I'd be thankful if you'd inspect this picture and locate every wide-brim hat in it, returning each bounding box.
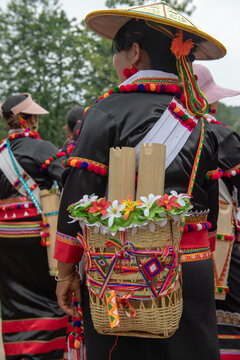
[85,2,226,61]
[193,64,240,104]
[11,93,49,115]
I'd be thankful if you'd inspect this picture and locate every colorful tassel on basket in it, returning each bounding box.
[67,296,86,360]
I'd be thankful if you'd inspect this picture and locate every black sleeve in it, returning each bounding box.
[32,140,65,187]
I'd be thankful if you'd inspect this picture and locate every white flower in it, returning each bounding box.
[68,215,79,223]
[101,200,125,228]
[137,194,161,217]
[75,194,98,208]
[170,191,192,207]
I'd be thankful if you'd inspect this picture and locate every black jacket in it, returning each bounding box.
[58,91,219,238]
[0,136,64,199]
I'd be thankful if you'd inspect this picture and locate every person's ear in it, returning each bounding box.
[129,42,141,66]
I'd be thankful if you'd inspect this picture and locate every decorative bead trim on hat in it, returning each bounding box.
[205,168,223,180]
[40,151,66,172]
[181,247,211,263]
[183,221,211,233]
[222,163,240,178]
[216,234,234,241]
[63,157,108,176]
[56,231,80,247]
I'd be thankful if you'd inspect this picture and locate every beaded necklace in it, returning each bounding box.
[83,79,183,115]
[83,81,199,134]
[0,130,40,153]
[97,82,182,103]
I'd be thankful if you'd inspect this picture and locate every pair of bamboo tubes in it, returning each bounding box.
[107,143,166,202]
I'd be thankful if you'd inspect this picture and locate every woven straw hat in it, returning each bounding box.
[85,2,226,61]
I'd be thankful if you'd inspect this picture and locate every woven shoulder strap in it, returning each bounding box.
[180,118,205,233]
[0,139,42,213]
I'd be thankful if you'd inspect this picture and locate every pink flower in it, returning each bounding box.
[88,197,111,216]
[157,194,181,212]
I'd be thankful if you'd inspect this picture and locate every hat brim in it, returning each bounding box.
[21,101,49,115]
[203,83,240,104]
[85,7,226,60]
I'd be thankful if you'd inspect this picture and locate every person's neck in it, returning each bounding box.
[8,128,25,135]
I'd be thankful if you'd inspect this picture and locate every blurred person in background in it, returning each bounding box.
[194,63,240,360]
[61,106,84,158]
[0,93,67,360]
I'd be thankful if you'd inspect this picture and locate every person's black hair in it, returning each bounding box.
[66,107,84,132]
[1,94,28,120]
[112,19,199,74]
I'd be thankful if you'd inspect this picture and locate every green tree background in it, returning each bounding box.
[0,0,239,146]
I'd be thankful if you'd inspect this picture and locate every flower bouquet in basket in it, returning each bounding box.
[68,145,192,338]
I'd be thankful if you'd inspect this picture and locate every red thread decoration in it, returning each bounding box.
[108,336,119,360]
[170,30,194,59]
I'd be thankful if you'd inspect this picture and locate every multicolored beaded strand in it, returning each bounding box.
[40,151,66,172]
[63,157,108,176]
[68,296,85,360]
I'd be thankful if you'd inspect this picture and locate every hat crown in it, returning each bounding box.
[85,2,226,60]
[193,64,215,92]
[122,2,194,29]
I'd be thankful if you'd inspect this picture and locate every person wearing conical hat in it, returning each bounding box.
[54,3,227,359]
[193,63,240,360]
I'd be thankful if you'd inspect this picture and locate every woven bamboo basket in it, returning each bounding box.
[85,222,183,338]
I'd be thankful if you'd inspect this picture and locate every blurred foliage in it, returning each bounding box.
[0,0,196,146]
[216,103,240,134]
[0,0,84,146]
